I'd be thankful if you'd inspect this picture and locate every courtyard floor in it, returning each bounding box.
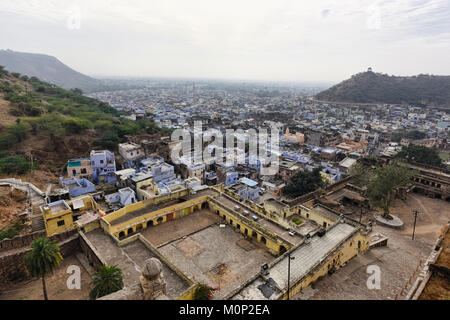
[0,255,92,300]
[294,193,450,300]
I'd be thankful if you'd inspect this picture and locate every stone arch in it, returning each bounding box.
[279,245,287,254]
[119,231,125,239]
[252,231,257,238]
[157,217,163,223]
[261,236,267,245]
[127,227,133,235]
[147,220,154,228]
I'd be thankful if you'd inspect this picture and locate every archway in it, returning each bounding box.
[261,237,267,245]
[147,220,154,228]
[252,231,257,238]
[119,231,125,239]
[157,217,163,223]
[279,245,287,254]
[127,228,133,235]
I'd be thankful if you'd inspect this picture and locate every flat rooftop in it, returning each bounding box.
[84,229,190,299]
[156,219,275,299]
[232,222,357,300]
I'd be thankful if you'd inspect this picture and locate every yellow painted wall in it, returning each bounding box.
[208,199,290,256]
[280,231,370,299]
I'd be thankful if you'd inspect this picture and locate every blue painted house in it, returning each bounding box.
[90,150,117,184]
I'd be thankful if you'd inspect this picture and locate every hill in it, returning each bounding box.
[0,49,104,93]
[315,70,450,106]
[0,66,165,176]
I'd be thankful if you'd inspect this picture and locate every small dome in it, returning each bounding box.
[142,258,162,277]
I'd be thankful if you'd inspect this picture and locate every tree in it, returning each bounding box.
[396,144,443,167]
[367,162,416,218]
[5,123,30,142]
[193,283,218,300]
[283,167,324,197]
[89,265,124,300]
[25,237,63,300]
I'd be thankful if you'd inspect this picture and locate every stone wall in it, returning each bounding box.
[0,228,78,252]
[0,233,80,286]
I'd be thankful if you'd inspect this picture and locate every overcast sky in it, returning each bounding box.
[0,0,449,82]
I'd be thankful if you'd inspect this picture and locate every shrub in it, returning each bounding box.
[193,283,217,300]
[0,155,34,174]
[0,221,23,241]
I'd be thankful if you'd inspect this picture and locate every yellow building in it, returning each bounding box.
[41,195,100,236]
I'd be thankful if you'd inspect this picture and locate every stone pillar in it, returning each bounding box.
[139,258,168,300]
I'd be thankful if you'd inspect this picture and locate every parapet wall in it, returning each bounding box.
[0,233,80,286]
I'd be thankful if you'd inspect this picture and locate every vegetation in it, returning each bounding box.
[193,283,217,300]
[292,216,302,225]
[0,221,23,241]
[0,153,34,175]
[25,237,63,300]
[284,167,324,198]
[366,162,416,218]
[391,130,427,142]
[89,265,124,300]
[396,144,443,167]
[316,71,450,106]
[0,69,162,154]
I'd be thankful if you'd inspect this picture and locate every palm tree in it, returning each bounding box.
[24,237,63,300]
[89,265,123,300]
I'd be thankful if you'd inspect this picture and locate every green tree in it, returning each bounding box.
[89,265,124,300]
[367,162,416,218]
[284,167,324,197]
[6,123,30,142]
[396,144,443,167]
[24,237,63,300]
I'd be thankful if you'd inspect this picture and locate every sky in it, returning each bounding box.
[0,0,449,83]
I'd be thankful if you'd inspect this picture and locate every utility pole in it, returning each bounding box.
[412,210,419,240]
[287,253,295,300]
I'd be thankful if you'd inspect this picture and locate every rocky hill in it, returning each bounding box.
[315,70,450,106]
[0,67,163,176]
[0,49,104,93]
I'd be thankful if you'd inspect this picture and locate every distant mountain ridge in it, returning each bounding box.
[315,70,450,106]
[0,49,103,93]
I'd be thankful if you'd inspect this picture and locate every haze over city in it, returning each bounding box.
[1,0,449,82]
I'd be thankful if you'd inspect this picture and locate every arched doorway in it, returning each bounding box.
[127,228,133,235]
[147,220,154,228]
[119,231,125,239]
[261,237,267,245]
[279,245,287,254]
[157,217,163,223]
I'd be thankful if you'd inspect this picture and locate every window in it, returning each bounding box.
[72,170,76,175]
[57,220,65,227]
[81,168,87,174]
[100,160,104,164]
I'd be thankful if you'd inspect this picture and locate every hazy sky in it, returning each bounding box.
[1,0,449,82]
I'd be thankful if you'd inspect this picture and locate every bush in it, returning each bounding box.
[0,221,23,241]
[292,216,302,225]
[193,283,217,300]
[5,123,30,142]
[0,155,34,174]
[0,134,18,149]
